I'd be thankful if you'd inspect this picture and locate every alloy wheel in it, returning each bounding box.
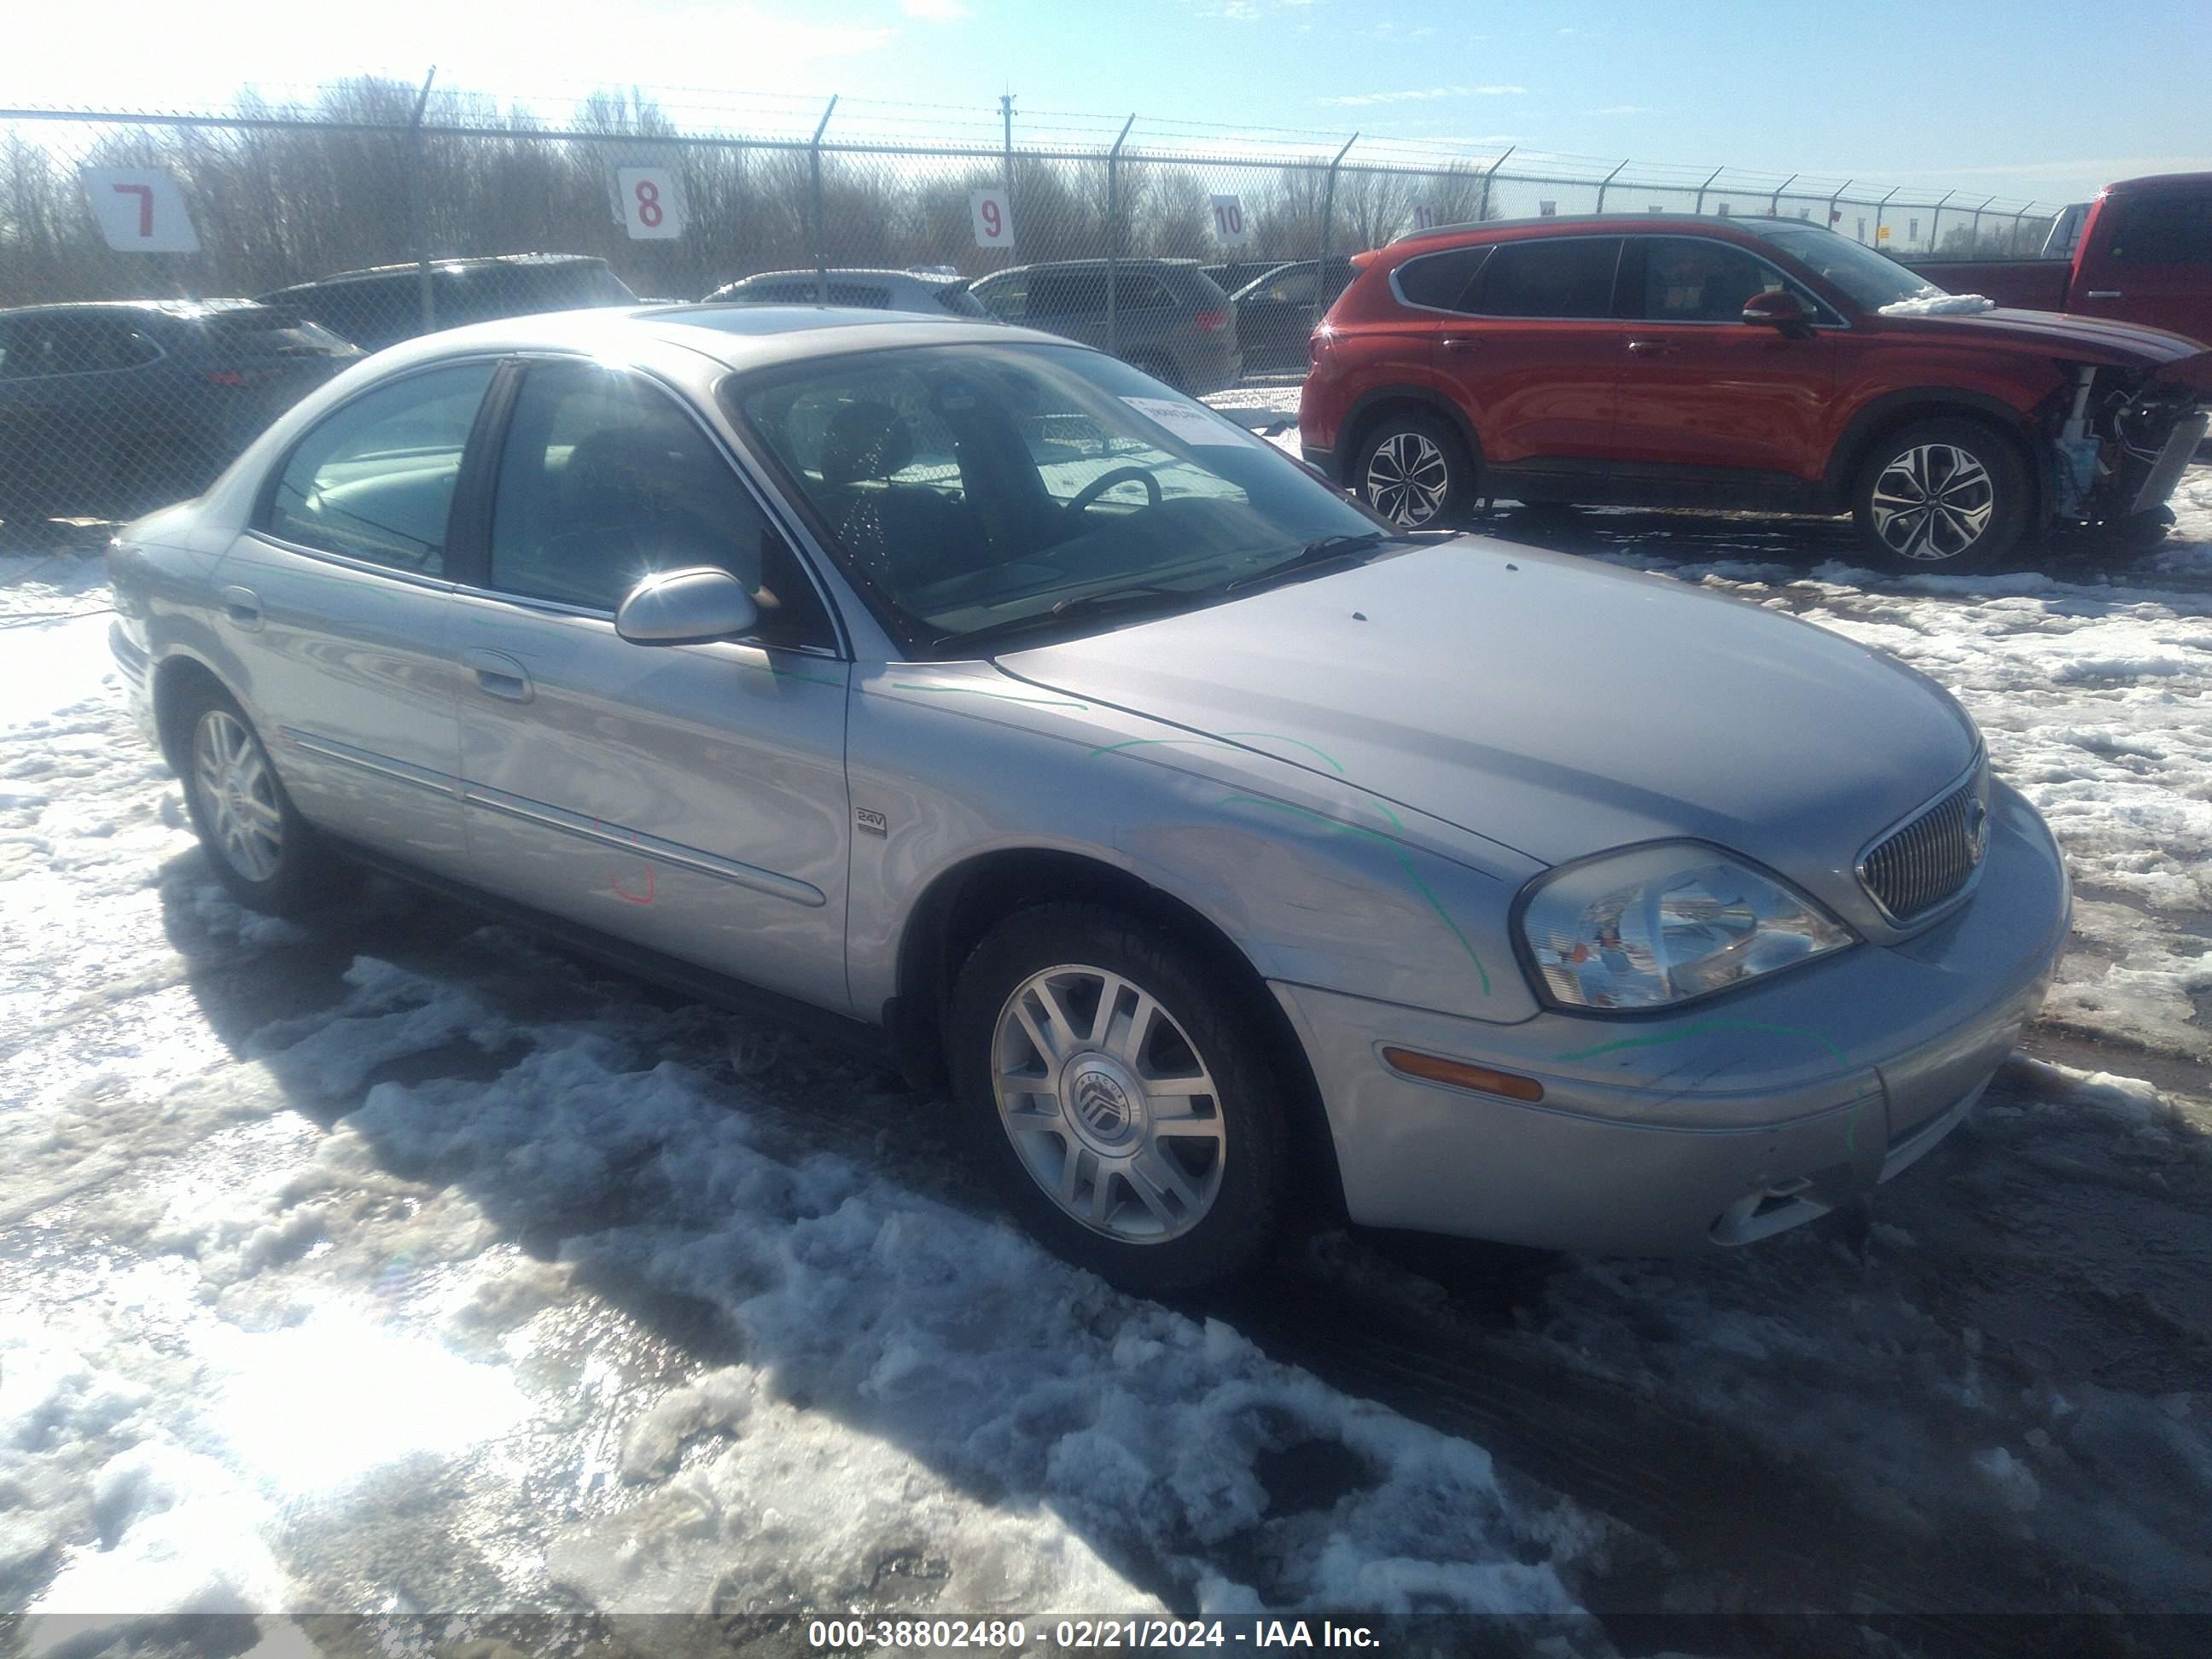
[1869,444,1995,562]
[1364,430,1450,527]
[193,708,283,883]
[991,963,1226,1244]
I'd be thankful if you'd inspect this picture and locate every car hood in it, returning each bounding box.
[998,538,1979,915]
[1877,307,2212,378]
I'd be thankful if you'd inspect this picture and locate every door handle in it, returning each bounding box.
[1440,336,1483,353]
[1626,340,1680,356]
[461,647,533,703]
[218,585,264,632]
[2083,290,2122,300]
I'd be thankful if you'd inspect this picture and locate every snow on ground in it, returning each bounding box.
[7,463,2212,1635]
[0,549,1609,1639]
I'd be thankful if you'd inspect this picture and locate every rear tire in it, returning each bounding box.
[1853,416,2029,574]
[178,683,335,917]
[1353,410,1475,529]
[948,901,1288,1293]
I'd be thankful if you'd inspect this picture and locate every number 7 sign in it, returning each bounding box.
[81,168,200,253]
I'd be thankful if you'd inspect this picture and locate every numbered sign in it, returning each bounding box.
[1538,200,1557,217]
[1210,195,1249,246]
[81,168,199,253]
[616,167,684,240]
[1410,203,1439,232]
[969,189,1014,247]
[1876,223,1892,244]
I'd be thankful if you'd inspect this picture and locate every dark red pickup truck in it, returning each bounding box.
[1904,172,2212,345]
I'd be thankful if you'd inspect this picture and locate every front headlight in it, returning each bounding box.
[1521,844,1853,1011]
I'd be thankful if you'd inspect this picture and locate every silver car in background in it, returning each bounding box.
[108,305,2070,1290]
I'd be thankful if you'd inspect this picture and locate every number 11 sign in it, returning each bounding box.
[81,168,200,253]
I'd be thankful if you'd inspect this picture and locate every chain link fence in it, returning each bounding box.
[1,80,2061,536]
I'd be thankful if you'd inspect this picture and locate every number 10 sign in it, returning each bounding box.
[1210,195,1248,247]
[81,168,200,253]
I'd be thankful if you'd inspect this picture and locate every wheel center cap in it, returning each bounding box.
[1064,1056,1143,1150]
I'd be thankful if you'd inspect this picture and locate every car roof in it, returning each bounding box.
[347,303,1074,375]
[0,298,274,321]
[724,268,965,288]
[976,258,1202,278]
[1385,211,1818,248]
[2101,171,2212,195]
[261,252,609,291]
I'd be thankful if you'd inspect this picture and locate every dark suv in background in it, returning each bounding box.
[0,299,359,534]
[258,253,637,352]
[969,259,1241,393]
[1302,214,2210,570]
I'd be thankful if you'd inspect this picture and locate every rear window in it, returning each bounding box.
[1470,237,1623,318]
[1394,247,1490,311]
[2108,193,2212,265]
[935,284,989,318]
[203,309,355,356]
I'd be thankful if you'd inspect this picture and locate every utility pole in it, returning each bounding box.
[999,91,1016,259]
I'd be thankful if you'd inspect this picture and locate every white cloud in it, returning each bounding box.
[1320,84,1528,107]
[1590,104,1663,116]
[902,0,970,17]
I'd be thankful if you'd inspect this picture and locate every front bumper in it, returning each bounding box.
[1273,782,2070,1254]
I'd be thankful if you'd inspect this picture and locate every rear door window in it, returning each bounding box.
[261,362,495,573]
[2109,193,2212,265]
[1028,270,1109,317]
[1469,237,1625,318]
[1633,237,1825,322]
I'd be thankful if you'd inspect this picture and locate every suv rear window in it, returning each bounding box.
[1470,237,1623,318]
[2109,193,2212,265]
[1394,247,1490,311]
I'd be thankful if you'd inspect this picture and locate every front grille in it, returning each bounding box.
[1860,769,1987,923]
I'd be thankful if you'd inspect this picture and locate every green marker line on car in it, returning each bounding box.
[1086,731,1349,776]
[1220,793,1492,997]
[1557,1017,1850,1068]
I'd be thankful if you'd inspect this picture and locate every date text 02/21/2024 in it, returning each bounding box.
[804,1618,1381,1650]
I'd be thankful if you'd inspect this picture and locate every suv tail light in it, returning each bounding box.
[1194,308,1230,334]
[204,370,249,387]
[1308,331,1326,366]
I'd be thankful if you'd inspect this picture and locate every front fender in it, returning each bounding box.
[844,662,1543,1027]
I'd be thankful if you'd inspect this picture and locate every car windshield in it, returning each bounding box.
[1739,222,1941,309]
[732,343,1385,651]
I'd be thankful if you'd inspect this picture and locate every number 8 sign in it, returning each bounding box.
[616,167,684,240]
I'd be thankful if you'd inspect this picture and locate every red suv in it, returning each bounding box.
[1301,215,2211,571]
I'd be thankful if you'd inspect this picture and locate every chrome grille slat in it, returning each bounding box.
[1860,771,1982,923]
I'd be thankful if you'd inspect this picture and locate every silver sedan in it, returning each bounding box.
[108,305,2070,1290]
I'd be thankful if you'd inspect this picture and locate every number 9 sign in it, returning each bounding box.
[969,189,1014,248]
[616,167,684,241]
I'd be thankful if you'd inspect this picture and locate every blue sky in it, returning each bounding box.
[15,0,2212,206]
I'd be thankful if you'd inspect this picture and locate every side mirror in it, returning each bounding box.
[615,567,759,646]
[1742,290,1811,331]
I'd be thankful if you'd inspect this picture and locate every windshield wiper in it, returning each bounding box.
[931,581,1208,653]
[1223,531,1410,593]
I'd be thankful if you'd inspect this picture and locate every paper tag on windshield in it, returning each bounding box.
[1120,396,1244,446]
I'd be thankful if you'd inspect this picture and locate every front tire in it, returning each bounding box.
[179,684,334,917]
[948,902,1288,1293]
[1854,417,2029,574]
[1353,411,1473,529]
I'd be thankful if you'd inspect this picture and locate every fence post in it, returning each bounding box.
[1825,179,1852,232]
[1768,173,1796,218]
[1105,113,1134,359]
[999,92,1016,259]
[1593,159,1626,213]
[809,95,838,302]
[1693,165,1724,217]
[2013,203,2039,255]
[1317,133,1356,339]
[407,66,438,335]
[1478,145,1515,222]
[1967,195,1995,252]
[1925,188,1954,253]
[1873,186,1898,247]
